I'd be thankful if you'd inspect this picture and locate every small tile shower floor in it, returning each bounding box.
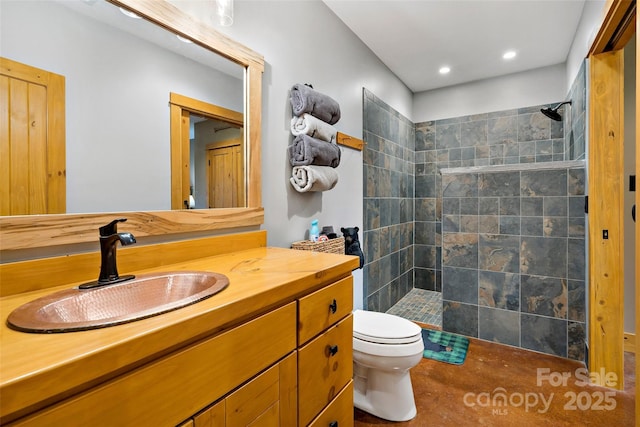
[386,288,442,327]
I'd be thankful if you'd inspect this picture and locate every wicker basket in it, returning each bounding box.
[291,237,345,255]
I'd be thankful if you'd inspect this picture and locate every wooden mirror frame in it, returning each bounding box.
[0,0,264,252]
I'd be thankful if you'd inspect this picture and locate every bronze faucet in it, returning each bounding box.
[79,218,136,289]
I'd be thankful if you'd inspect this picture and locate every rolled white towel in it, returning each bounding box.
[290,165,339,192]
[290,113,337,144]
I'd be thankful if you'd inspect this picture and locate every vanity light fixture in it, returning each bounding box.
[216,0,234,26]
[439,66,451,75]
[503,50,517,60]
[119,7,141,19]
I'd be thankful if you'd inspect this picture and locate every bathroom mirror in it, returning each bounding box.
[0,0,264,251]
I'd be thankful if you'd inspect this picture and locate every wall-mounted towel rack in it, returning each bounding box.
[337,132,364,151]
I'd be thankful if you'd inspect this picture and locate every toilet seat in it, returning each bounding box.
[353,310,422,344]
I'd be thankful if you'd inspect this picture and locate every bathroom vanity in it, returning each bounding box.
[0,231,358,426]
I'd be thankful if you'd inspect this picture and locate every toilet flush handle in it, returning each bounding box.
[329,299,337,314]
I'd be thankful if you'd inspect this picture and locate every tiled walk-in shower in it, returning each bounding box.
[362,60,587,361]
[386,289,442,327]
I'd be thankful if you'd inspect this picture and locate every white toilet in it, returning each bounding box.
[352,309,424,421]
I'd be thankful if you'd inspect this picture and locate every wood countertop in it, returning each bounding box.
[0,246,359,423]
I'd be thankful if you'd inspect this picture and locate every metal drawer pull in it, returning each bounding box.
[329,422,339,427]
[329,299,337,314]
[328,345,339,356]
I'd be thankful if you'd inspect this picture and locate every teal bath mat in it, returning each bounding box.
[421,329,469,365]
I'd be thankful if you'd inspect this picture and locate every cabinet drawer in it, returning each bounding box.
[298,315,353,426]
[308,381,354,427]
[12,303,297,427]
[298,276,353,344]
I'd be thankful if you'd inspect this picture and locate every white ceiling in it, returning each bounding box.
[323,0,587,93]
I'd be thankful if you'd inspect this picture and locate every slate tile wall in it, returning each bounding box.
[566,61,587,160]
[414,102,570,296]
[441,165,586,360]
[410,92,587,360]
[362,88,415,311]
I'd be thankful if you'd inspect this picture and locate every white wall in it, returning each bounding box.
[412,0,607,123]
[194,0,413,249]
[412,64,566,122]
[566,0,606,90]
[171,1,413,310]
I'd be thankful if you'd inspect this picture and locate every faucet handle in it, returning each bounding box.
[99,218,128,236]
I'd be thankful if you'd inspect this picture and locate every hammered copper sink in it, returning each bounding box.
[6,271,229,333]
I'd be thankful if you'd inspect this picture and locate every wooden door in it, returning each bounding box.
[207,138,243,208]
[0,57,65,215]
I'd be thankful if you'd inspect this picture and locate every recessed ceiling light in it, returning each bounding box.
[503,50,517,60]
[439,66,451,75]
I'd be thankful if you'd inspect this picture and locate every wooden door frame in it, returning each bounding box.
[169,92,243,210]
[588,49,625,389]
[587,0,637,395]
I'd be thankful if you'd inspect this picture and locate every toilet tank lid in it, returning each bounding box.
[353,310,422,342]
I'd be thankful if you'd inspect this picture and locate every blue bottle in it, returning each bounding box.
[310,219,320,242]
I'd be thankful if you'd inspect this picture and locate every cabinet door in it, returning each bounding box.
[193,401,224,427]
[226,362,279,425]
[188,351,297,427]
[229,351,296,426]
[298,315,353,426]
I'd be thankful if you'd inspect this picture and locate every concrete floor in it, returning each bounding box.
[354,330,635,426]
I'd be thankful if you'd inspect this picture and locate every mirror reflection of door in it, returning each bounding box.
[0,57,65,215]
[169,92,244,210]
[207,135,244,208]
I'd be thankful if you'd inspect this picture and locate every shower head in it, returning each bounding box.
[540,101,572,121]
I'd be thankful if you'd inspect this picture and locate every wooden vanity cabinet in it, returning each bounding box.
[6,272,355,427]
[182,275,355,427]
[297,276,354,427]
